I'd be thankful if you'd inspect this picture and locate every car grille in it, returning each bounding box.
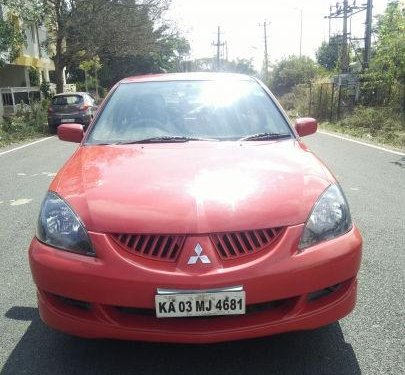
[111,227,283,262]
[111,234,186,261]
[209,228,283,259]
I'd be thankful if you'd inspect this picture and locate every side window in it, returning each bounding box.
[87,95,96,106]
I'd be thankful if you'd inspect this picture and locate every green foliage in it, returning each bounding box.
[316,36,340,71]
[3,0,174,92]
[95,30,190,88]
[98,55,163,88]
[221,58,257,75]
[371,1,405,84]
[0,0,44,23]
[79,56,102,73]
[0,100,48,145]
[0,0,44,67]
[0,15,25,66]
[278,84,311,118]
[188,57,257,75]
[151,28,191,72]
[323,106,405,148]
[269,56,321,96]
[363,1,405,112]
[40,81,52,99]
[29,67,40,86]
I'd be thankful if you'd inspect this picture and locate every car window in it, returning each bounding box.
[86,94,96,105]
[86,80,291,143]
[52,95,83,105]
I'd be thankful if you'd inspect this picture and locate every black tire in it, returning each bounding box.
[48,123,57,134]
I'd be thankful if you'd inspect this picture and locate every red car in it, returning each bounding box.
[29,73,362,343]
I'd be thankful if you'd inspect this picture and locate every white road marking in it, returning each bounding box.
[350,187,360,191]
[10,198,33,206]
[318,131,405,156]
[0,136,55,157]
[17,171,56,177]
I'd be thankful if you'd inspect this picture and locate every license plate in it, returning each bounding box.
[155,291,245,318]
[61,118,75,123]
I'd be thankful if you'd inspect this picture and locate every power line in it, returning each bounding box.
[325,0,372,72]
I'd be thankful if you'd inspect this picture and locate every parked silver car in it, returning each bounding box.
[47,92,98,133]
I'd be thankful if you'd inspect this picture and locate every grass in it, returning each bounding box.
[320,106,405,150]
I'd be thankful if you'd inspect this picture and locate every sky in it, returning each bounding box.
[166,0,390,69]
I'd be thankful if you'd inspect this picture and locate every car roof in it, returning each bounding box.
[119,72,256,84]
[53,92,89,97]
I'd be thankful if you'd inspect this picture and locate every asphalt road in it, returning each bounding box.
[0,133,404,375]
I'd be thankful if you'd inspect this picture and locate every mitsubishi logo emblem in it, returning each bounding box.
[187,243,211,264]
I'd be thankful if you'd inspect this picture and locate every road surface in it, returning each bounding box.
[0,133,404,375]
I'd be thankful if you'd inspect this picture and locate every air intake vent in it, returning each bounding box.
[210,228,283,259]
[111,234,186,262]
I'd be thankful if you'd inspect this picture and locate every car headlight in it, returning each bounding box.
[299,184,352,250]
[36,192,95,256]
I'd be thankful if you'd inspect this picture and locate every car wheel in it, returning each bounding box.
[48,123,57,134]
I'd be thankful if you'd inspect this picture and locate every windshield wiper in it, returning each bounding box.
[238,132,291,141]
[113,136,218,144]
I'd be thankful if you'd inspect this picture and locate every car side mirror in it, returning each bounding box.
[295,118,318,137]
[58,123,84,143]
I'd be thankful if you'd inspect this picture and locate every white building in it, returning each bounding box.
[0,4,55,117]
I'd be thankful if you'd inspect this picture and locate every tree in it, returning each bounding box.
[93,29,189,89]
[0,0,43,67]
[149,26,190,72]
[2,0,171,92]
[222,58,257,75]
[269,56,320,96]
[316,36,341,71]
[0,16,25,67]
[189,57,257,75]
[192,57,215,72]
[371,1,404,85]
[362,1,405,111]
[79,56,102,97]
[51,0,169,93]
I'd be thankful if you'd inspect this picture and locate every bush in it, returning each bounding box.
[0,100,48,145]
[40,81,52,99]
[323,106,405,148]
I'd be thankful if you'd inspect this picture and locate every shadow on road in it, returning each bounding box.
[2,306,361,375]
[390,156,405,168]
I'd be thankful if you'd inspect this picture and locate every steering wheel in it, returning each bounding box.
[129,118,169,133]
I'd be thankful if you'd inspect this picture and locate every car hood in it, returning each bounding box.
[51,140,334,234]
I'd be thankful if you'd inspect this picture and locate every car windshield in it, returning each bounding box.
[86,79,292,144]
[52,95,83,105]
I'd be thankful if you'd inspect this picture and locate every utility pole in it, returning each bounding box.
[259,20,269,82]
[363,0,373,69]
[325,0,371,73]
[212,26,225,71]
[341,0,349,73]
[216,26,221,70]
[299,9,303,57]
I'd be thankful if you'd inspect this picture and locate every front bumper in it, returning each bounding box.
[29,224,362,343]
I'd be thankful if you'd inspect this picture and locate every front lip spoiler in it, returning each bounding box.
[156,286,243,295]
